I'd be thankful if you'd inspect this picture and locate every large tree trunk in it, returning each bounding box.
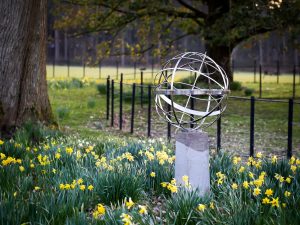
[0,0,53,136]
[205,0,233,82]
[206,44,233,82]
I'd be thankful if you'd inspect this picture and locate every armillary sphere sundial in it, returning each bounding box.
[154,52,230,196]
[154,52,229,131]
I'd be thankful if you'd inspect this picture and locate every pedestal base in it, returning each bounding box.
[175,131,210,196]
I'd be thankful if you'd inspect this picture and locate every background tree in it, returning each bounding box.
[54,0,300,81]
[0,0,53,136]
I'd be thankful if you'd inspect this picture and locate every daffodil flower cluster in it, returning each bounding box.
[59,178,93,191]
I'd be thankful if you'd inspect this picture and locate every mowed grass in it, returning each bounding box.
[46,65,300,83]
[47,65,300,157]
[47,65,300,99]
[48,76,300,157]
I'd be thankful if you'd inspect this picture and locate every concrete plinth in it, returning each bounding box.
[175,131,210,196]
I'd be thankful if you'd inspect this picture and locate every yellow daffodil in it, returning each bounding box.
[262,197,270,204]
[265,189,273,197]
[171,178,176,185]
[88,185,94,191]
[77,178,84,184]
[254,179,263,187]
[270,197,279,207]
[65,147,73,155]
[286,177,291,183]
[271,155,277,164]
[238,166,245,173]
[150,172,156,177]
[79,185,86,191]
[0,139,4,145]
[182,175,189,183]
[289,156,296,165]
[209,202,215,209]
[19,166,25,172]
[138,205,147,214]
[284,191,291,197]
[0,153,6,159]
[125,197,134,209]
[291,165,297,173]
[121,213,133,225]
[197,204,206,212]
[232,183,238,190]
[59,184,65,190]
[93,203,105,218]
[243,181,249,189]
[233,156,241,165]
[217,178,223,185]
[248,172,254,179]
[253,187,261,196]
[256,152,262,158]
[34,186,40,191]
[167,183,178,193]
[161,182,167,188]
[55,153,61,159]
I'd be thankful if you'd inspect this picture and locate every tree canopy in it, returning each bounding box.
[54,0,300,80]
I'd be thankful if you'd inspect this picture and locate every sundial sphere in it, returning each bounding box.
[154,52,229,131]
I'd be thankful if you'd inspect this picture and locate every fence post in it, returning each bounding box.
[53,55,55,78]
[130,83,136,134]
[293,65,296,99]
[119,74,123,130]
[147,85,151,137]
[250,96,255,157]
[111,80,114,127]
[106,76,110,120]
[167,95,171,141]
[151,58,154,80]
[67,56,70,78]
[276,60,280,84]
[83,62,86,78]
[217,115,221,152]
[116,60,119,80]
[134,62,137,80]
[287,98,294,158]
[141,71,144,108]
[259,64,262,98]
[99,61,101,79]
[254,60,256,83]
[298,65,300,84]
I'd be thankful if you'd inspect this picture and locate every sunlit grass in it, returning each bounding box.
[46,65,300,85]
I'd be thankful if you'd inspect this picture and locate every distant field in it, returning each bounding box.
[46,65,300,84]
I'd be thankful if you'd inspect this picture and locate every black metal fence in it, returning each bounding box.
[104,75,300,158]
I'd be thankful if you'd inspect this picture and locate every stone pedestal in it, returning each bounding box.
[175,131,210,196]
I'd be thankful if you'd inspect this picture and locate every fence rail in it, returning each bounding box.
[104,76,300,159]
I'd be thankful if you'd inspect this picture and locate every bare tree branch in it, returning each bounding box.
[176,0,207,18]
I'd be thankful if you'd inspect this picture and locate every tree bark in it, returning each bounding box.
[206,44,233,82]
[204,0,233,81]
[0,0,53,136]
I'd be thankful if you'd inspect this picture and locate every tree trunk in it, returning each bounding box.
[206,44,233,82]
[0,0,53,136]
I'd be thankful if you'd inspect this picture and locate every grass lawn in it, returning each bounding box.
[48,73,300,158]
